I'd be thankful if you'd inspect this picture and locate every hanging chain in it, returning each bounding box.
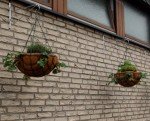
[22,8,39,52]
[22,4,52,52]
[36,15,50,47]
[35,5,52,48]
[122,39,129,61]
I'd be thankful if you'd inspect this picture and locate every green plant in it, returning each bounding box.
[3,52,22,71]
[3,43,67,75]
[52,62,67,74]
[107,60,147,85]
[27,43,54,68]
[27,43,52,54]
[117,60,137,72]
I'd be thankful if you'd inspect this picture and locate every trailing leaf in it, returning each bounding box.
[37,58,48,68]
[3,52,21,71]
[52,62,67,74]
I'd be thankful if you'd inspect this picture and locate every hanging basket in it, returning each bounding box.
[115,71,141,87]
[15,53,59,77]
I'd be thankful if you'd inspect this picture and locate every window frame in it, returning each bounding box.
[122,0,150,45]
[29,0,150,48]
[66,0,115,32]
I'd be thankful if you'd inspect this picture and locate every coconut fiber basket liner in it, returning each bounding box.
[115,71,141,87]
[15,53,59,77]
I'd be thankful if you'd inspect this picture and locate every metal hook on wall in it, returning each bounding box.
[8,0,12,29]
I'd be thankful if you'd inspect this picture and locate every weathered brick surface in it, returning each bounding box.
[0,0,150,121]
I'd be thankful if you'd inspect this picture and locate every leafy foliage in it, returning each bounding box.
[141,72,147,78]
[27,43,52,54]
[52,62,67,74]
[117,60,137,72]
[3,52,21,71]
[37,58,48,68]
[107,73,118,85]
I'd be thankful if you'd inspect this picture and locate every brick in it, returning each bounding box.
[46,100,59,105]
[0,42,13,51]
[22,87,38,92]
[7,107,25,113]
[0,36,17,44]
[0,108,6,114]
[38,87,52,93]
[14,33,28,40]
[42,106,55,112]
[18,94,34,99]
[26,107,42,112]
[55,117,67,121]
[35,94,49,99]
[0,93,16,99]
[2,100,20,106]
[41,118,54,121]
[0,2,8,9]
[30,100,45,106]
[20,113,37,119]
[0,8,8,16]
[62,95,74,100]
[3,85,21,92]
[38,112,52,118]
[54,20,65,26]
[57,38,69,44]
[1,114,19,121]
[70,84,80,89]
[27,80,42,86]
[15,21,31,28]
[0,78,16,85]
[80,115,91,120]
[66,24,77,31]
[58,27,69,34]
[13,26,28,34]
[48,29,60,36]
[43,82,56,87]
[57,83,69,88]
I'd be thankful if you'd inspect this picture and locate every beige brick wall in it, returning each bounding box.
[0,0,150,121]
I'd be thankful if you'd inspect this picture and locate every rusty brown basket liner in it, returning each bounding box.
[115,71,141,87]
[15,53,59,77]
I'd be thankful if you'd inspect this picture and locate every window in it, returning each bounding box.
[67,0,114,31]
[124,1,150,43]
[32,0,52,7]
[29,0,150,48]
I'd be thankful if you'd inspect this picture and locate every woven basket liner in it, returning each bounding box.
[115,71,141,87]
[15,53,59,77]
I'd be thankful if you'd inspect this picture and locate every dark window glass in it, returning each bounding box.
[68,0,112,27]
[124,1,150,42]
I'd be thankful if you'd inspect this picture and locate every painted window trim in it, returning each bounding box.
[53,0,67,14]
